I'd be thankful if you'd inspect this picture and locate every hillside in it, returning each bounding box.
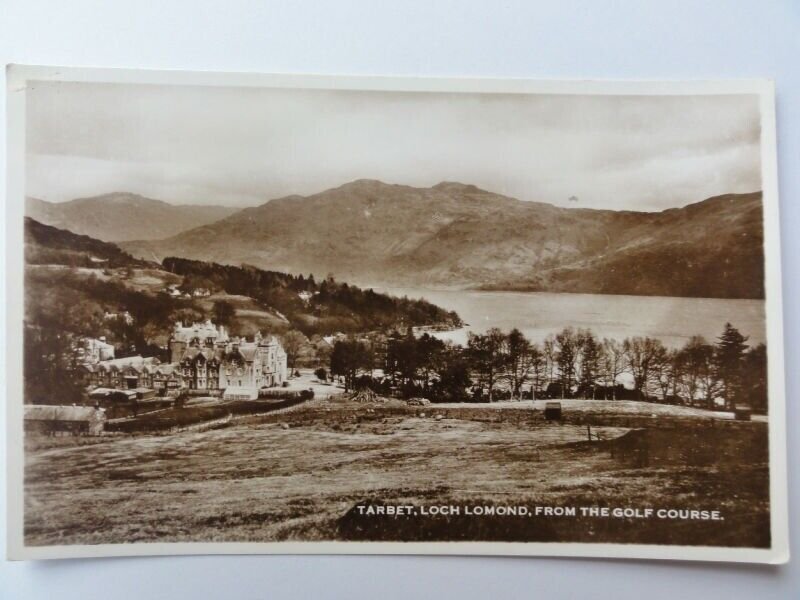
[26,193,239,242]
[122,180,765,299]
[24,219,460,343]
[160,257,462,335]
[25,217,153,269]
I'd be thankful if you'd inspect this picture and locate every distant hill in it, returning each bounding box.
[25,217,153,269]
[26,193,239,242]
[122,180,765,299]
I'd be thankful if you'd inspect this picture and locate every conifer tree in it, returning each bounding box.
[714,322,749,409]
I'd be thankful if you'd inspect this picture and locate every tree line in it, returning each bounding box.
[329,323,768,412]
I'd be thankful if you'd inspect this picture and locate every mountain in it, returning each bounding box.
[121,180,765,299]
[26,193,239,242]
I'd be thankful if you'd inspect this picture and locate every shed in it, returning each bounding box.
[544,401,562,421]
[134,387,156,401]
[24,405,106,436]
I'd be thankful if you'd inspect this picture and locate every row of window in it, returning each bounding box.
[183,368,247,376]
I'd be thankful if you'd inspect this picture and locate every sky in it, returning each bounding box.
[25,81,762,211]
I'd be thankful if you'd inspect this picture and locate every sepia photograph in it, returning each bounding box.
[4,67,788,562]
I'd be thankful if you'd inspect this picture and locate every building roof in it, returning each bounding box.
[180,347,223,363]
[25,405,106,422]
[88,387,116,396]
[89,388,137,399]
[237,346,258,362]
[154,363,180,375]
[95,355,160,372]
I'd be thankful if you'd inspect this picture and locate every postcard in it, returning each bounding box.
[5,66,788,562]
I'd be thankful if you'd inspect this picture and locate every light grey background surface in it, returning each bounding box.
[1,1,797,598]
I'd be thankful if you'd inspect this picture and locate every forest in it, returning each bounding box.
[329,323,768,412]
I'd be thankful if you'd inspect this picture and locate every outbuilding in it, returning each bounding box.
[24,405,107,436]
[134,387,157,401]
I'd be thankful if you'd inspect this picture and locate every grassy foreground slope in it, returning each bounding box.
[24,400,769,548]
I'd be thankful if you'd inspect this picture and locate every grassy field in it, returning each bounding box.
[23,399,770,548]
[195,293,290,336]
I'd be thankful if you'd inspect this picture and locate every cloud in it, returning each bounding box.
[25,82,762,211]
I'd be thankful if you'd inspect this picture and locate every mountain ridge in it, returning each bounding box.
[26,193,240,242]
[110,180,762,299]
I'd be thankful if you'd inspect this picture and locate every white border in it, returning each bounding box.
[4,65,789,564]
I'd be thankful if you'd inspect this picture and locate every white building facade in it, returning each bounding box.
[169,320,288,398]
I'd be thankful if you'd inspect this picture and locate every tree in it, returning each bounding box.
[600,338,625,399]
[281,330,306,372]
[528,346,545,400]
[677,336,709,405]
[554,327,580,398]
[467,328,507,402]
[542,334,557,393]
[652,347,680,403]
[416,333,447,390]
[504,328,537,400]
[698,344,718,409]
[577,330,600,398]
[24,325,85,405]
[433,347,472,402]
[622,336,666,401]
[714,322,749,409]
[741,344,768,413]
[212,300,236,326]
[330,338,370,392]
[385,330,421,390]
